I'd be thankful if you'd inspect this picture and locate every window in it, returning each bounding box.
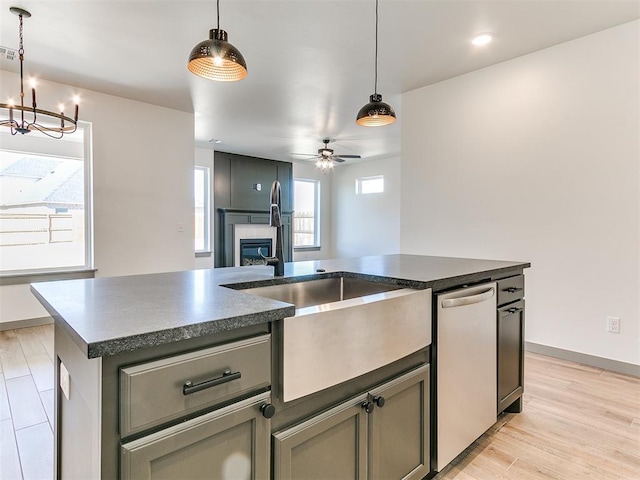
[293,179,320,248]
[0,124,92,275]
[194,166,211,253]
[356,175,384,194]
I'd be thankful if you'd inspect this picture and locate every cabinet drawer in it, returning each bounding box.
[120,335,270,438]
[497,275,524,306]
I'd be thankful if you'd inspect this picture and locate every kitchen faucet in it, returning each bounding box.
[259,180,285,276]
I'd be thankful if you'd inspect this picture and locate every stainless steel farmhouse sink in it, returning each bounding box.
[240,276,403,308]
[239,276,432,402]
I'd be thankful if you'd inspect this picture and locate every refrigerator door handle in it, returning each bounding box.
[441,287,495,308]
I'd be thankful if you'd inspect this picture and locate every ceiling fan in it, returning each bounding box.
[293,139,361,171]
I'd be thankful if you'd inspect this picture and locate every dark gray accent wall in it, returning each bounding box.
[214,152,293,268]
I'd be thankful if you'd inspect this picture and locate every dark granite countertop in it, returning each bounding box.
[30,254,529,359]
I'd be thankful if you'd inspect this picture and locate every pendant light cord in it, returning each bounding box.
[374,0,379,95]
[217,0,220,30]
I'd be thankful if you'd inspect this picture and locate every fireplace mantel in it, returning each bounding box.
[216,208,292,268]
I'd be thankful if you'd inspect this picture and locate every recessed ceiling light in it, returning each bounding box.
[472,33,493,46]
[209,138,222,144]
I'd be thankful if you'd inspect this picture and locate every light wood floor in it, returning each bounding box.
[0,326,638,480]
[0,325,54,480]
[434,352,640,480]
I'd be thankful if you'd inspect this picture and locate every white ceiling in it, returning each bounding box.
[1,0,638,164]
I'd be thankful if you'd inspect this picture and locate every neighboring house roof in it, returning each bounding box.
[1,157,61,179]
[0,156,84,209]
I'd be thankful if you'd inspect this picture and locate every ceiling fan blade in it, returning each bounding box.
[291,153,322,157]
[334,155,361,159]
[333,157,346,163]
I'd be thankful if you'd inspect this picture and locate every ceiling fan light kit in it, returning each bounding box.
[293,138,362,173]
[356,0,396,127]
[1,7,80,139]
[188,0,247,81]
[315,157,334,174]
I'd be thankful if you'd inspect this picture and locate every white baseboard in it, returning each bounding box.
[0,316,53,332]
[525,341,640,378]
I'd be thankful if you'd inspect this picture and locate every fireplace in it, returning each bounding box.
[216,208,292,268]
[239,238,272,266]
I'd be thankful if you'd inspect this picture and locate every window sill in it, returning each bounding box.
[195,251,212,258]
[0,269,97,286]
[294,246,322,252]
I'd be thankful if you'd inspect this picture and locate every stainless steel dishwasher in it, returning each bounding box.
[436,282,497,471]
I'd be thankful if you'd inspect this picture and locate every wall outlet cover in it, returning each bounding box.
[60,361,70,400]
[607,316,620,334]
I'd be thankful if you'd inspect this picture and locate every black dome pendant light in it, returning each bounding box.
[356,0,396,127]
[188,0,247,81]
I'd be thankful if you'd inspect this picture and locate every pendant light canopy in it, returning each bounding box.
[188,0,247,82]
[356,0,396,127]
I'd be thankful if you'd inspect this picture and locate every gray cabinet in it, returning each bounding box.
[369,366,430,479]
[497,275,525,414]
[273,394,368,479]
[119,335,271,437]
[118,334,273,479]
[121,392,271,480]
[273,365,430,480]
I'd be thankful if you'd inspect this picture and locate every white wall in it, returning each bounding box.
[0,71,195,323]
[401,21,640,365]
[292,162,334,261]
[333,156,401,259]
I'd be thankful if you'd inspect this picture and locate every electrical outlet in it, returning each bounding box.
[59,361,70,400]
[607,316,620,334]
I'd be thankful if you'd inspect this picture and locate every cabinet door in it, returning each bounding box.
[273,394,368,480]
[121,392,271,480]
[498,300,525,413]
[368,365,430,480]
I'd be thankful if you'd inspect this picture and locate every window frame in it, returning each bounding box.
[194,165,211,255]
[356,175,385,195]
[0,122,94,280]
[293,178,321,250]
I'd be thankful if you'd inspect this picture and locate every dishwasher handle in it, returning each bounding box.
[441,287,495,308]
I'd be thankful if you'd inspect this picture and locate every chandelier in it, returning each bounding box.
[0,7,79,139]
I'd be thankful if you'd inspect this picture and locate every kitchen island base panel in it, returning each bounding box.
[54,323,102,480]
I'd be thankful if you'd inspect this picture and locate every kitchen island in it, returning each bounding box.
[31,254,529,479]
